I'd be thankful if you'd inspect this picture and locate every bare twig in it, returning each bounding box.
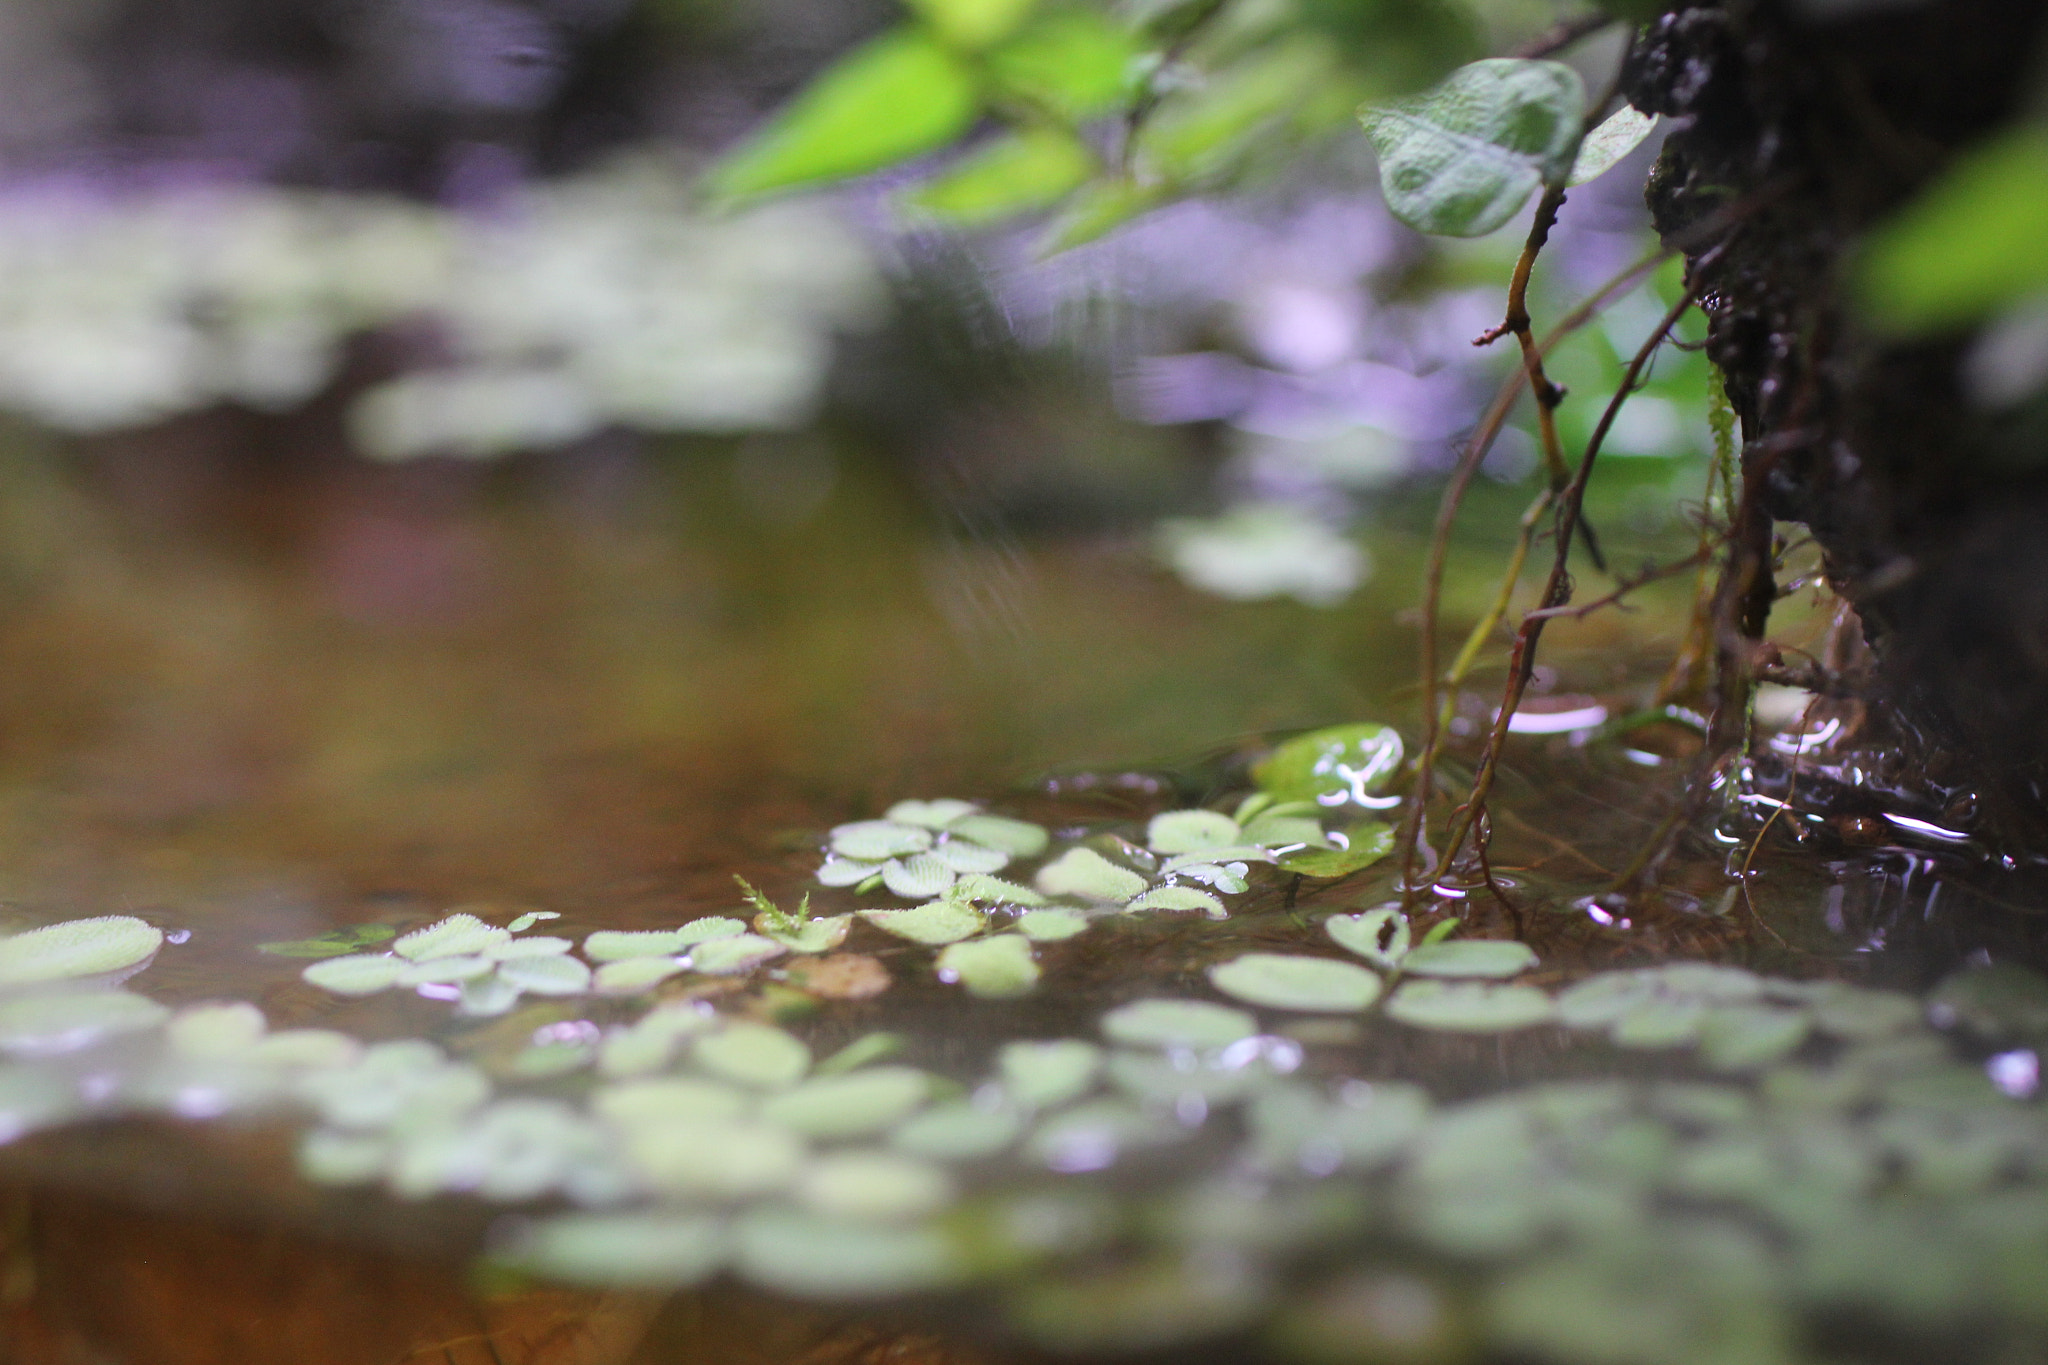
[1523,545,1719,622]
[1515,12,1618,58]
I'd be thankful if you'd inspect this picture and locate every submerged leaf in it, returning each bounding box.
[1101,999,1259,1051]
[1360,58,1586,236]
[1208,954,1382,1013]
[0,916,164,986]
[257,924,395,959]
[937,934,1040,998]
[1401,939,1539,979]
[1035,848,1148,903]
[1385,980,1556,1033]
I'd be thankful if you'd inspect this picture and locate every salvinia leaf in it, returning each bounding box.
[1360,58,1586,237]
[707,31,982,203]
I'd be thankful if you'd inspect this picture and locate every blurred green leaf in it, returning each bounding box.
[707,30,982,202]
[1038,177,1169,251]
[1361,57,1585,236]
[260,923,396,958]
[985,8,1139,122]
[905,0,1041,50]
[1276,821,1394,877]
[1857,126,2048,333]
[1139,42,1338,182]
[1567,105,1656,186]
[905,128,1096,224]
[1255,722,1404,804]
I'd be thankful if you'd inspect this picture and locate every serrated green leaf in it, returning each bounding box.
[831,819,935,861]
[1276,821,1394,877]
[907,128,1096,226]
[1015,907,1090,941]
[394,914,508,962]
[1124,885,1227,918]
[884,852,960,899]
[760,914,852,954]
[707,31,982,203]
[1360,58,1585,236]
[1208,953,1381,1012]
[0,916,163,985]
[861,901,987,945]
[1567,104,1656,186]
[985,8,1138,121]
[948,814,1050,857]
[689,934,788,976]
[1145,809,1242,854]
[302,953,407,996]
[1858,127,2048,333]
[1034,847,1147,902]
[885,798,980,828]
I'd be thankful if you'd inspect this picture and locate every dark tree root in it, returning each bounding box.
[1628,0,2048,856]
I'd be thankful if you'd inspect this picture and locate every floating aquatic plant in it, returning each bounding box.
[0,915,164,986]
[817,800,1048,896]
[1102,998,1260,1051]
[1385,980,1558,1033]
[1208,953,1383,1013]
[1254,723,1404,808]
[257,924,396,958]
[936,934,1041,997]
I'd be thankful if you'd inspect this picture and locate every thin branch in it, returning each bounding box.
[1515,12,1618,58]
[1522,544,1719,622]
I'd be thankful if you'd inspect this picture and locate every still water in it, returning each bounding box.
[0,421,2042,1365]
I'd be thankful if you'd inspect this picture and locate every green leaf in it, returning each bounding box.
[504,1213,728,1288]
[906,0,1040,49]
[1146,809,1242,855]
[861,900,986,945]
[1360,58,1585,236]
[907,128,1095,226]
[593,958,686,994]
[689,934,788,976]
[1858,127,2048,333]
[733,1208,961,1298]
[625,1118,806,1199]
[999,1038,1103,1108]
[891,1100,1025,1158]
[1038,177,1170,252]
[504,911,559,933]
[1207,953,1382,1012]
[302,953,407,996]
[693,1023,812,1089]
[1401,939,1539,979]
[707,31,982,203]
[760,1067,932,1139]
[797,1151,954,1222]
[814,1031,906,1076]
[1567,104,1656,186]
[1015,907,1091,941]
[1276,821,1394,877]
[948,815,1050,857]
[496,954,593,996]
[258,924,395,959]
[1255,723,1404,805]
[885,798,980,828]
[1697,1005,1810,1071]
[937,934,1041,997]
[0,916,164,986]
[1034,847,1147,902]
[883,853,960,899]
[1240,812,1328,848]
[831,819,935,861]
[1138,41,1335,182]
[1124,885,1227,917]
[0,991,169,1055]
[1101,998,1258,1050]
[1384,980,1557,1032]
[985,8,1138,121]
[760,914,852,954]
[394,914,509,962]
[949,874,1049,907]
[1325,907,1410,969]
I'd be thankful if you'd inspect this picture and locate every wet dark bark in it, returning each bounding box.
[1626,0,2048,852]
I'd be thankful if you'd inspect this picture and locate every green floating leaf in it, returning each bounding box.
[937,934,1041,998]
[1697,1005,1811,1071]
[690,934,788,976]
[1401,939,1538,979]
[1015,908,1090,941]
[497,954,593,996]
[507,1213,727,1288]
[891,1100,1024,1160]
[487,936,574,961]
[1556,963,1763,1030]
[885,798,980,828]
[254,1029,361,1070]
[1277,822,1395,878]
[1809,984,1924,1041]
[593,958,685,994]
[393,913,508,962]
[624,1118,806,1199]
[883,853,959,899]
[1208,953,1382,1013]
[1567,104,1657,186]
[584,929,683,961]
[733,1207,961,1299]
[1240,812,1329,849]
[984,7,1137,122]
[257,924,395,959]
[1102,998,1259,1051]
[694,1023,812,1089]
[760,915,852,955]
[0,991,169,1055]
[1928,963,2048,1042]
[1256,723,1405,806]
[1104,1051,1266,1105]
[1858,127,2048,333]
[832,818,933,861]
[0,916,164,986]
[999,1039,1103,1108]
[708,31,981,203]
[302,953,407,996]
[1360,58,1585,237]
[166,1001,266,1058]
[1025,1098,1190,1168]
[950,815,1050,858]
[930,838,1009,875]
[951,874,1049,908]
[593,1076,750,1129]
[814,1031,905,1076]
[797,1150,955,1222]
[1125,886,1227,918]
[1146,810,1242,855]
[1385,980,1556,1033]
[1325,908,1410,969]
[400,954,495,987]
[861,900,986,945]
[760,1067,931,1139]
[905,0,1039,50]
[504,911,559,934]
[1035,848,1148,903]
